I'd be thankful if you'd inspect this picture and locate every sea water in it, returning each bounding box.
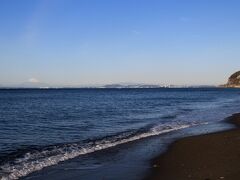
[0,88,240,179]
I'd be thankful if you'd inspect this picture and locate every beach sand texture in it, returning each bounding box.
[147,113,240,180]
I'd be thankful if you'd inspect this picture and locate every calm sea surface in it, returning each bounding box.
[0,88,240,179]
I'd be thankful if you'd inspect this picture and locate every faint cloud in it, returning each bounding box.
[24,26,38,45]
[76,42,90,56]
[23,0,51,46]
[179,17,191,22]
[131,30,141,35]
[28,78,40,83]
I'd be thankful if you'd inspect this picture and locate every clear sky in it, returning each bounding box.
[0,0,240,86]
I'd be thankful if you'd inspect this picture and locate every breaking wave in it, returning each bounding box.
[0,122,205,180]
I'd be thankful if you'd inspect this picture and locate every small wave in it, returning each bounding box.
[180,108,194,112]
[0,122,204,180]
[161,114,178,119]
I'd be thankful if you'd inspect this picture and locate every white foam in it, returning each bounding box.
[0,122,203,180]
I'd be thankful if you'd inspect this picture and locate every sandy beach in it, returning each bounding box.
[146,113,240,180]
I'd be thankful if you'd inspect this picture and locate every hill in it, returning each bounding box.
[224,71,240,88]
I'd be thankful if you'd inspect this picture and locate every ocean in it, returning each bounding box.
[0,88,240,180]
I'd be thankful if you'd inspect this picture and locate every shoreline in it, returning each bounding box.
[146,113,240,180]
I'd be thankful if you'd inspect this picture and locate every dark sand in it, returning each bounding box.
[146,113,240,180]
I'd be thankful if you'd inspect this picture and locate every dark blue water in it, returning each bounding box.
[0,88,240,179]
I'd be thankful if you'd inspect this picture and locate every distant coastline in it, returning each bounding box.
[0,84,218,89]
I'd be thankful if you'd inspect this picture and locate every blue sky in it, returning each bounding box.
[0,0,240,86]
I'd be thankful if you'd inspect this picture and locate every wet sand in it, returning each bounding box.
[146,113,240,180]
